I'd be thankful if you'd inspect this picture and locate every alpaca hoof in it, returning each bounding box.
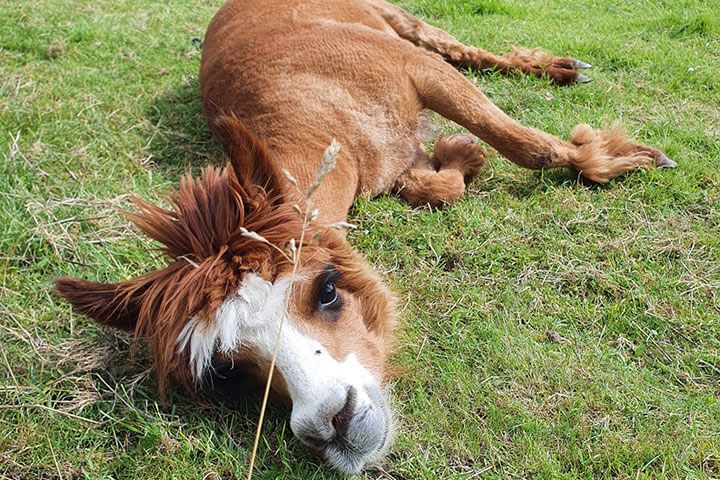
[657,154,677,168]
[574,60,592,69]
[576,74,591,83]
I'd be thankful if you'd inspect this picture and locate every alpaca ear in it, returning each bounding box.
[212,114,288,201]
[55,276,142,331]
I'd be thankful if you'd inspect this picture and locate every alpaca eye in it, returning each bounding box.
[319,281,337,306]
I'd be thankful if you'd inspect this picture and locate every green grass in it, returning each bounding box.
[1,0,719,478]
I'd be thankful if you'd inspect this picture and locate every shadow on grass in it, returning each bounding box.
[469,163,587,199]
[90,329,299,466]
[144,77,222,176]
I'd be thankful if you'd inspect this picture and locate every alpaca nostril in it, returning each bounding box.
[331,386,357,438]
[301,432,331,449]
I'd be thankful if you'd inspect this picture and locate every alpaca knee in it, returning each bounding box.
[432,134,487,184]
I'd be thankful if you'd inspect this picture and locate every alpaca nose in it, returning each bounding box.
[290,381,392,473]
[330,385,356,437]
[300,386,357,447]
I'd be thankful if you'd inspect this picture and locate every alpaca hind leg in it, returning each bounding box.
[366,0,591,85]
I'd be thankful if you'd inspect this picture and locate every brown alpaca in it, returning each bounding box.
[56,0,674,473]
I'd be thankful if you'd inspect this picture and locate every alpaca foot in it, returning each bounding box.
[570,124,675,183]
[503,48,593,85]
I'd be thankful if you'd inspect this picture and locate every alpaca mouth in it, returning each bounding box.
[294,385,395,474]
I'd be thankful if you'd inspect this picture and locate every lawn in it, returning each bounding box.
[1,0,719,478]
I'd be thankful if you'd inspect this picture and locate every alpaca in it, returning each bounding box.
[56,0,674,473]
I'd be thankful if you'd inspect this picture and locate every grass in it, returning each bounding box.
[1,0,719,478]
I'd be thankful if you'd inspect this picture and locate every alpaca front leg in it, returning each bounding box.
[410,59,675,183]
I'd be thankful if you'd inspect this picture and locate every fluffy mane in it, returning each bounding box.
[56,116,304,391]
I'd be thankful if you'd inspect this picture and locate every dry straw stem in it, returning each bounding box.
[306,138,340,197]
[239,227,293,263]
[246,139,340,480]
[281,168,299,187]
[329,221,357,230]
